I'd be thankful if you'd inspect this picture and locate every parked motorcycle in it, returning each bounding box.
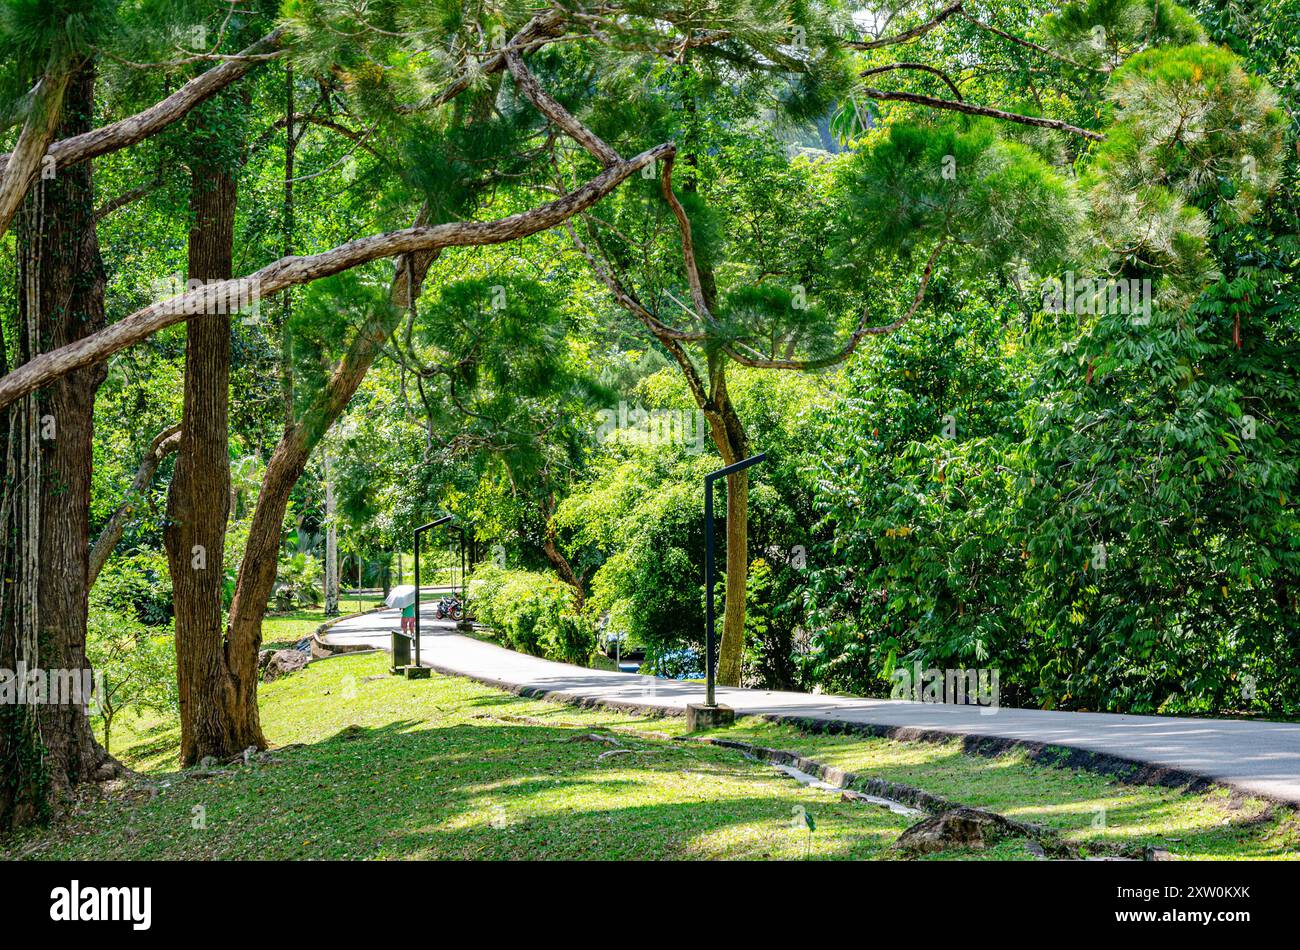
[434,595,464,622]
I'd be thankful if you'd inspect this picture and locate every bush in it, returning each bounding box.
[468,564,595,665]
[86,598,177,755]
[95,550,173,626]
[273,552,323,611]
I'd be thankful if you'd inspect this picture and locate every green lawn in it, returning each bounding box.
[4,652,1297,860]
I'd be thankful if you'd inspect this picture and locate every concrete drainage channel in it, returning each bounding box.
[769,762,923,817]
[475,708,1099,858]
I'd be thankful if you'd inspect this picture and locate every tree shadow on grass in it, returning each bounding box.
[11,717,912,860]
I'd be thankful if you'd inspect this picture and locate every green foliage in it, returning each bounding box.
[806,295,1032,698]
[1045,0,1205,68]
[1096,44,1286,221]
[86,600,176,754]
[274,552,323,612]
[467,563,594,665]
[835,119,1079,272]
[95,550,173,626]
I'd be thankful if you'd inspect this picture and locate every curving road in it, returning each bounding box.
[322,603,1300,805]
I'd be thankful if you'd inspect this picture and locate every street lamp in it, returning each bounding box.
[405,515,453,678]
[689,452,766,730]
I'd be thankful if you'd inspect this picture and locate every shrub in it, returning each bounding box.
[467,564,594,664]
[273,552,324,611]
[95,550,173,626]
[86,598,177,755]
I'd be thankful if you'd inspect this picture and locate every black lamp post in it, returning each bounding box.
[406,515,453,678]
[690,452,766,729]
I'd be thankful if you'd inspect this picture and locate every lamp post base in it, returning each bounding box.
[687,703,734,731]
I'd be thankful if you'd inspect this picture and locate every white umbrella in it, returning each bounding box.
[385,584,416,609]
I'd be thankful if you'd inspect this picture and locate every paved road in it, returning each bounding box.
[323,603,1300,804]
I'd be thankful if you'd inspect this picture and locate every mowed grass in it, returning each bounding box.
[3,652,1297,861]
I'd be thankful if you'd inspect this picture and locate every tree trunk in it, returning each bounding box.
[0,62,114,830]
[0,239,46,829]
[702,361,752,688]
[164,120,262,766]
[540,496,584,608]
[225,243,438,673]
[324,452,338,616]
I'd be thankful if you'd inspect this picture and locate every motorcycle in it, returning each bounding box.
[434,595,464,622]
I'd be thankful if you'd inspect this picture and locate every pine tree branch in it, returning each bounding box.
[0,30,284,188]
[505,50,620,166]
[862,86,1105,140]
[0,141,673,410]
[0,52,76,239]
[958,10,1101,71]
[859,63,964,101]
[94,175,163,221]
[724,239,948,370]
[847,2,966,50]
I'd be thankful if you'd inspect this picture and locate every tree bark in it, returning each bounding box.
[88,423,180,586]
[696,358,752,688]
[1,62,114,830]
[540,495,584,608]
[0,53,74,240]
[324,452,338,616]
[164,117,262,766]
[0,207,46,829]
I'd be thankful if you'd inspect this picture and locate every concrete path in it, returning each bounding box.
[323,603,1300,804]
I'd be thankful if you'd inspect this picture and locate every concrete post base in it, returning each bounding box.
[687,703,734,731]
[402,666,431,680]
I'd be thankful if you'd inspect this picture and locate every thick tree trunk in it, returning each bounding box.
[0,246,46,828]
[35,62,112,793]
[164,128,262,765]
[1,63,114,830]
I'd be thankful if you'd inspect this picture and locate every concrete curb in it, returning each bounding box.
[310,606,387,659]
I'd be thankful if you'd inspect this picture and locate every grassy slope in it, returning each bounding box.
[5,651,1297,860]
